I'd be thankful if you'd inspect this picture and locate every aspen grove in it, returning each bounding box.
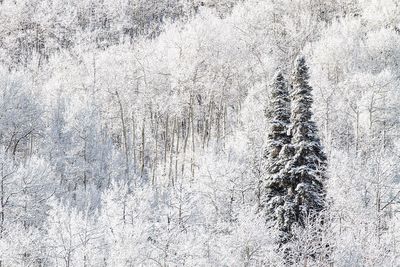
[0,0,400,266]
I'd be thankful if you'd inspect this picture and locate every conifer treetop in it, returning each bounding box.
[289,55,327,214]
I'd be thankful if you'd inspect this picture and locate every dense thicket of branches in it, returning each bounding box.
[0,0,400,266]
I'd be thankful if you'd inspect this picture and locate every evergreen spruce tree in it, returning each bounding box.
[263,57,328,250]
[288,55,327,227]
[262,70,294,242]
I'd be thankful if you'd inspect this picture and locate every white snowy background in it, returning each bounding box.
[0,0,399,266]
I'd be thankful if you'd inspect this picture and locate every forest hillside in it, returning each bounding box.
[0,0,399,266]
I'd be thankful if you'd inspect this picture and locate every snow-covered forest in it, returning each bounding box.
[0,0,399,266]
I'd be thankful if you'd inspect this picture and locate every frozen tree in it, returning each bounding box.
[0,149,54,265]
[263,71,291,178]
[46,200,104,267]
[261,70,295,243]
[287,55,327,228]
[282,211,333,266]
[0,68,43,158]
[0,0,400,266]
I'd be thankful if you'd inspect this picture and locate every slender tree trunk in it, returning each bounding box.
[169,117,176,186]
[355,111,360,155]
[190,97,195,178]
[216,110,220,142]
[141,118,145,179]
[132,113,137,173]
[116,91,130,180]
[153,117,159,186]
[83,139,87,191]
[30,133,33,158]
[223,104,227,148]
[175,118,180,185]
[376,166,382,244]
[182,117,190,177]
[0,166,4,238]
[202,118,207,149]
[207,99,214,147]
[164,115,169,173]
